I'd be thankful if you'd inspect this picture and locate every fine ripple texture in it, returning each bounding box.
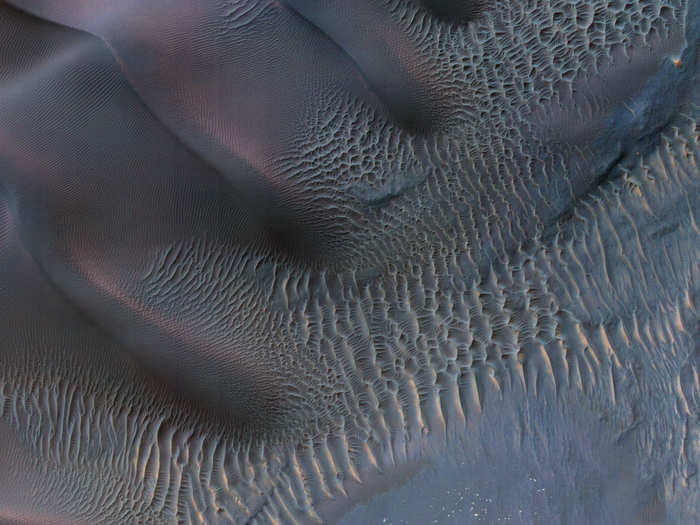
[0,0,698,523]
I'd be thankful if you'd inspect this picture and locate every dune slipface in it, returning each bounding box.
[0,0,698,523]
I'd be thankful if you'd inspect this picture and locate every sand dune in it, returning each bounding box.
[0,0,698,523]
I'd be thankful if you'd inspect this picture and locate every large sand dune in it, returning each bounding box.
[0,0,698,522]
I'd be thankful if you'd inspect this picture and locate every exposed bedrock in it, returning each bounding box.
[0,0,699,523]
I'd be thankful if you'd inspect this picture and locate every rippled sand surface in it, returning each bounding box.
[0,0,698,523]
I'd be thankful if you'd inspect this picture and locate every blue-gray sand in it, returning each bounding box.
[0,0,698,523]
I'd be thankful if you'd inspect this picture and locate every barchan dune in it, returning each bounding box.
[0,0,698,523]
